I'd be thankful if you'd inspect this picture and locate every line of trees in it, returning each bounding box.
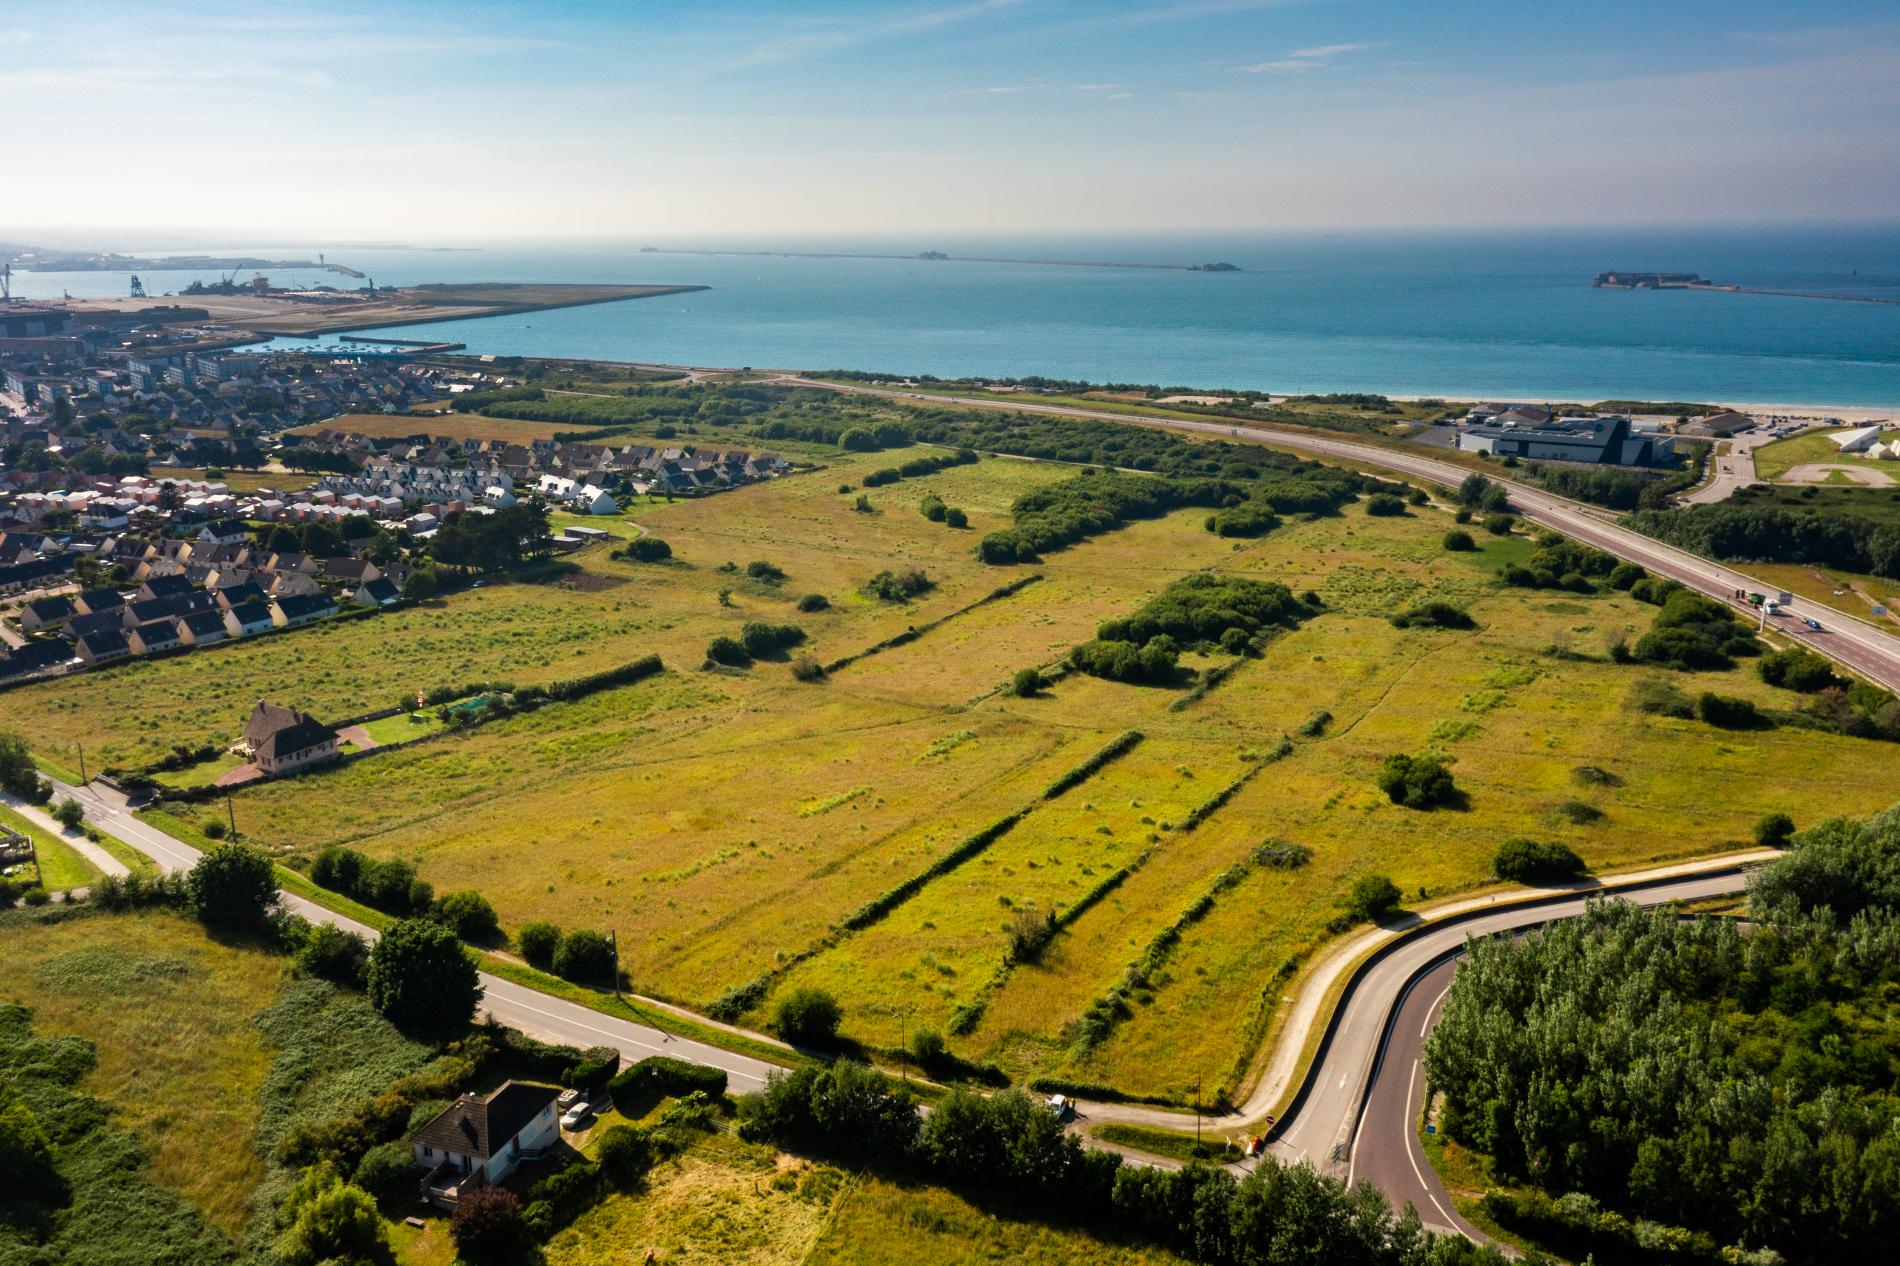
[737,1061,1511,1266]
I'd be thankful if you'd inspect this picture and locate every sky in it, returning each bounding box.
[5,0,1899,245]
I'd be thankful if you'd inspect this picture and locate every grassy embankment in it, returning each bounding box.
[0,802,102,891]
[1752,427,1900,482]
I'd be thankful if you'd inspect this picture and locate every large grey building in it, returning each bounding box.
[1455,415,1671,467]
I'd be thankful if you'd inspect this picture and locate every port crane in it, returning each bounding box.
[129,274,146,298]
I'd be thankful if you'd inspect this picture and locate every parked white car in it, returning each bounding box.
[560,1103,592,1130]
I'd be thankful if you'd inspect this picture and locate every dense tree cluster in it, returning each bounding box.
[1070,574,1312,685]
[1632,497,1900,582]
[861,568,934,601]
[1627,588,1758,670]
[1376,753,1458,808]
[365,918,483,1039]
[1492,838,1586,884]
[311,846,436,918]
[1389,601,1475,630]
[1427,804,1900,1263]
[1500,536,1630,594]
[429,504,552,572]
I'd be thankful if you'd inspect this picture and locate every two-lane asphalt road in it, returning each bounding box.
[793,378,1900,694]
[1085,865,1756,1234]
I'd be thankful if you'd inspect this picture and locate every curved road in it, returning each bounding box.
[792,378,1900,693]
[1082,865,1755,1233]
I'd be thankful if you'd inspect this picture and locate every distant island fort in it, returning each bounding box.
[1592,271,1715,289]
[1593,269,1898,305]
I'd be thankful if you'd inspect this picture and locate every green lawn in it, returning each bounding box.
[0,803,101,892]
[1752,427,1900,481]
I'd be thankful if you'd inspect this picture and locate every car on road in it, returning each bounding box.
[560,1103,592,1130]
[1804,618,1822,630]
[1045,1094,1074,1121]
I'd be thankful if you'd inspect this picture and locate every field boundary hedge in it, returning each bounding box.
[822,574,1043,673]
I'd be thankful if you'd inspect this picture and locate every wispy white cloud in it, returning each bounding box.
[718,0,1024,72]
[1240,40,1374,73]
[1288,42,1370,59]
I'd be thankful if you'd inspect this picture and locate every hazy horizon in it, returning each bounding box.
[7,0,1900,244]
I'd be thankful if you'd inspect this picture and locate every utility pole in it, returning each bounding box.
[609,928,621,1000]
[76,743,87,785]
[225,792,237,841]
[1195,1077,1202,1151]
[900,1006,911,1085]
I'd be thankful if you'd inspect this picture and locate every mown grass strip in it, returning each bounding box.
[713,730,1146,1024]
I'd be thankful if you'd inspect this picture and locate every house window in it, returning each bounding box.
[422,1146,433,1158]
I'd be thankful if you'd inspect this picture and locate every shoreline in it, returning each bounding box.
[1382,390,1896,423]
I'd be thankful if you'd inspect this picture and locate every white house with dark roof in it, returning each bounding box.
[240,700,340,776]
[411,1081,562,1205]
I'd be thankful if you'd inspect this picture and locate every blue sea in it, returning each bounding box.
[15,227,1900,406]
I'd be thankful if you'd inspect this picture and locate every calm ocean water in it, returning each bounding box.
[18,228,1900,406]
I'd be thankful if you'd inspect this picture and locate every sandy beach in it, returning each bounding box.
[1387,392,1896,423]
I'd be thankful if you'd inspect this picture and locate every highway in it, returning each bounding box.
[790,378,1900,693]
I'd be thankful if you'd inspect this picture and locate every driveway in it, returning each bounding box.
[1778,462,1897,486]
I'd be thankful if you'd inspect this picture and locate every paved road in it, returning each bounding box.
[793,379,1900,693]
[51,778,778,1093]
[2,793,132,879]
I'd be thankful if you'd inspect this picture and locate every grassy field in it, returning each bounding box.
[0,908,286,1238]
[1752,427,1900,481]
[148,465,299,495]
[1721,481,1900,527]
[0,802,102,891]
[17,431,1900,1105]
[808,1177,1193,1266]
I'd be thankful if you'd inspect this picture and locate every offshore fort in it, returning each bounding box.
[1594,269,1900,305]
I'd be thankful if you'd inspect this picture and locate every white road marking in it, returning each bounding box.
[1403,1060,1457,1227]
[1420,983,1451,1038]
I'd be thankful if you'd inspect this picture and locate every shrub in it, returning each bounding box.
[1389,601,1476,630]
[1365,493,1407,516]
[1493,838,1587,884]
[296,922,370,986]
[1009,667,1048,698]
[620,535,671,562]
[311,845,364,894]
[1630,677,1694,718]
[1483,512,1516,535]
[920,494,948,522]
[595,1125,657,1188]
[452,1185,526,1264]
[552,929,617,986]
[435,890,500,942]
[773,987,842,1046]
[201,819,227,840]
[862,568,934,601]
[52,798,84,830]
[186,842,277,928]
[854,494,873,512]
[517,920,562,969]
[360,857,427,916]
[1376,753,1458,808]
[1253,839,1313,869]
[1755,812,1796,847]
[740,621,806,657]
[1552,798,1604,825]
[790,654,826,682]
[909,1027,948,1067]
[1697,692,1766,729]
[706,635,751,667]
[744,560,786,583]
[1340,873,1402,923]
[352,1139,419,1202]
[366,918,482,1039]
[1005,904,1057,963]
[1443,529,1476,551]
[796,592,830,612]
[608,1057,728,1113]
[1758,647,1844,693]
[1607,562,1646,590]
[944,507,968,528]
[275,1167,388,1266]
